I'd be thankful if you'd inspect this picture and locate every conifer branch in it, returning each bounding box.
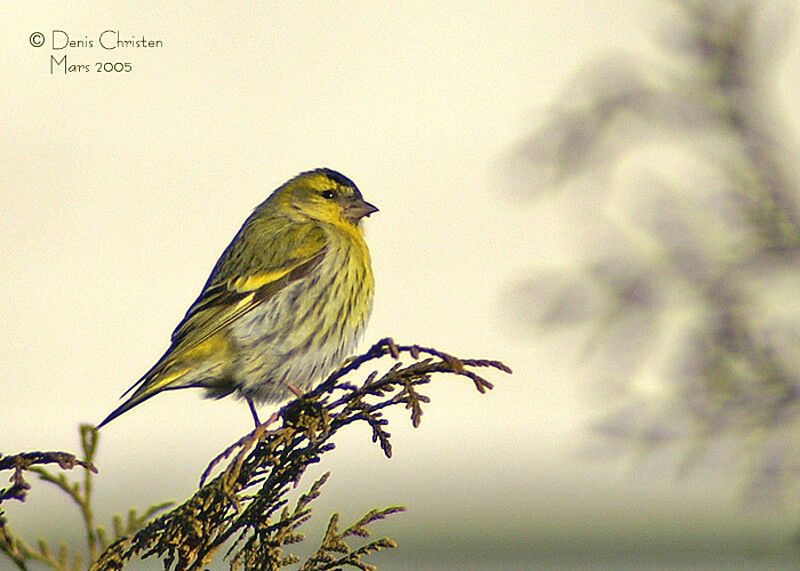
[2,339,510,570]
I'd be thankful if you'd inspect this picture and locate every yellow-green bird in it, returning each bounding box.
[97,168,377,429]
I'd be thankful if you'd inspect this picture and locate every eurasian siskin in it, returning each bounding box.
[97,168,377,428]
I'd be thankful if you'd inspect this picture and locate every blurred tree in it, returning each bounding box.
[504,0,800,502]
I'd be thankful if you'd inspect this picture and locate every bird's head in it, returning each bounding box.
[275,168,378,227]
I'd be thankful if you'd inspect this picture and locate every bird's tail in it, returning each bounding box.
[95,364,188,429]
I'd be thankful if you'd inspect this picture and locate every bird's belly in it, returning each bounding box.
[226,279,366,403]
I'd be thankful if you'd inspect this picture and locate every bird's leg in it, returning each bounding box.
[246,397,261,427]
[247,397,283,428]
[287,383,304,399]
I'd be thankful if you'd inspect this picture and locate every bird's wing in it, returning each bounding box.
[170,221,327,351]
[96,218,329,429]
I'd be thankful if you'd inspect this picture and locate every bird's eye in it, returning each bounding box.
[320,190,336,200]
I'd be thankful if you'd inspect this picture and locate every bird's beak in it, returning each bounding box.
[344,197,379,222]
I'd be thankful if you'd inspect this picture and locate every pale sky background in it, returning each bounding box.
[2,2,800,569]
